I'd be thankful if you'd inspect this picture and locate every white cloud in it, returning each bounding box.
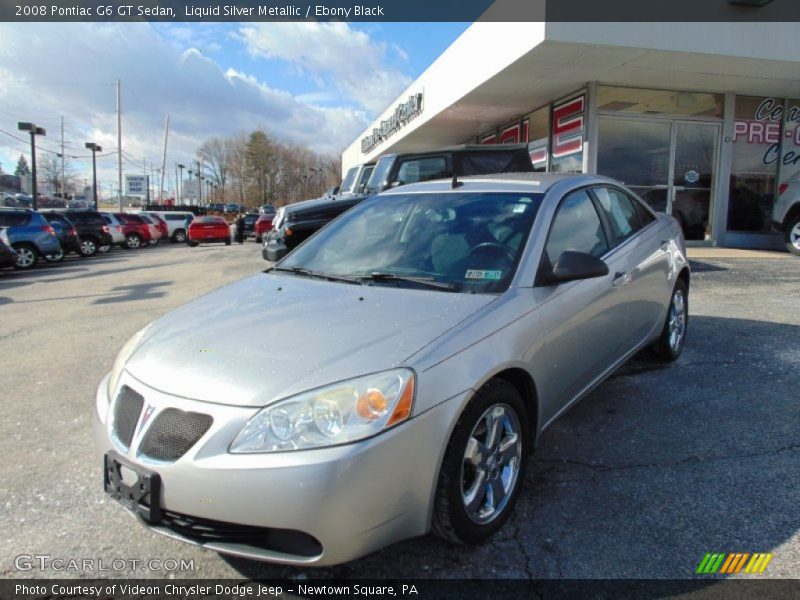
[236,22,411,114]
[0,23,370,189]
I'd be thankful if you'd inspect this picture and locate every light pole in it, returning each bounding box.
[85,142,102,210]
[177,163,185,204]
[18,122,46,210]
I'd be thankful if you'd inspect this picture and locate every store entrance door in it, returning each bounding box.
[597,117,720,241]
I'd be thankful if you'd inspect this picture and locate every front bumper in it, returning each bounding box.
[93,372,465,566]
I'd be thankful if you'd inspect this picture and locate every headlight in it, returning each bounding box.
[106,325,150,401]
[230,369,415,453]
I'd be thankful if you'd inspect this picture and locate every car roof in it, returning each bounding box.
[379,173,619,196]
[376,143,529,161]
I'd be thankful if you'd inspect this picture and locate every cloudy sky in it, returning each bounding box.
[0,22,468,195]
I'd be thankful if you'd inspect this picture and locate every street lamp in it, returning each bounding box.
[18,122,46,210]
[85,142,102,210]
[177,163,185,204]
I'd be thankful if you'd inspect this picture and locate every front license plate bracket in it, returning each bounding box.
[104,451,162,523]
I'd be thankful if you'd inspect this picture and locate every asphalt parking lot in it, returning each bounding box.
[0,244,797,579]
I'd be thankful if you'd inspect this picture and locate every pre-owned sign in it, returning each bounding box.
[361,93,423,153]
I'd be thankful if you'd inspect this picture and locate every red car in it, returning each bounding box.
[114,213,153,249]
[140,212,169,242]
[187,216,231,246]
[254,214,274,242]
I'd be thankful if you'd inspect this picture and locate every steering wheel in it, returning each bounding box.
[467,242,516,268]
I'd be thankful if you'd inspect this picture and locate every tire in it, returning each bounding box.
[12,243,39,270]
[44,247,64,263]
[784,213,800,256]
[187,241,198,248]
[651,278,688,361]
[79,238,98,257]
[432,379,528,545]
[97,244,112,254]
[172,229,187,244]
[255,235,262,243]
[125,234,142,250]
[225,237,231,245]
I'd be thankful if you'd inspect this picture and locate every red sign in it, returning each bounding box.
[552,96,584,158]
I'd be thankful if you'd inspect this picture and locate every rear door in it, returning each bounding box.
[588,185,671,349]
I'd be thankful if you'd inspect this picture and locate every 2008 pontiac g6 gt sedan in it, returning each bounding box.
[94,174,689,566]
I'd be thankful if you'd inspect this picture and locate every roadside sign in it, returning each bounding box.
[126,175,146,196]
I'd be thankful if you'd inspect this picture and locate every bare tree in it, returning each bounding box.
[197,136,234,196]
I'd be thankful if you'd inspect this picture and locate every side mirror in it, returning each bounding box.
[547,251,609,284]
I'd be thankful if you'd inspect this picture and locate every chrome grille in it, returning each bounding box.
[139,408,212,462]
[112,386,144,450]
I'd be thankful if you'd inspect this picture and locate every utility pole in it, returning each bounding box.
[85,143,102,210]
[178,163,185,204]
[159,115,170,204]
[60,116,65,200]
[18,122,45,211]
[117,79,123,211]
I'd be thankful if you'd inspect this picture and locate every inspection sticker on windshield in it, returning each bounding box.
[466,270,503,280]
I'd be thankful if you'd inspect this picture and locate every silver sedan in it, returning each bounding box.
[94,174,689,566]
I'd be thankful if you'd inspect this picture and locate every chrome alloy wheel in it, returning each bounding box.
[80,239,97,256]
[668,288,687,352]
[790,221,800,251]
[461,403,522,524]
[14,246,36,268]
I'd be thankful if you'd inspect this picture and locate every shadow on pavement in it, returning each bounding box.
[220,315,799,580]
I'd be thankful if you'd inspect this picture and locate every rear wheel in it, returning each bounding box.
[187,241,199,247]
[172,229,187,243]
[79,238,98,257]
[225,237,231,245]
[44,247,64,263]
[784,213,800,256]
[651,278,688,361]
[432,379,528,544]
[125,234,142,250]
[13,244,38,270]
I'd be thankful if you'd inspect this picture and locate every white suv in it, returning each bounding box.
[773,170,800,255]
[148,211,193,243]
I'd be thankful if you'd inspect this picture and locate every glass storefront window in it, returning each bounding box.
[550,95,585,173]
[728,96,782,232]
[598,86,723,118]
[778,99,800,203]
[524,105,549,172]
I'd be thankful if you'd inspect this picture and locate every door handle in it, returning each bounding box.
[612,272,631,288]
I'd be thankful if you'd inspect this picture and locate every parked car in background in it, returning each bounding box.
[242,213,259,239]
[208,203,225,212]
[254,213,274,243]
[38,196,67,209]
[773,170,800,255]
[0,208,61,269]
[138,213,166,244]
[265,144,535,261]
[68,200,90,210]
[43,212,81,261]
[56,210,114,256]
[113,213,153,249]
[338,162,375,197]
[259,204,277,215]
[187,215,231,246]
[147,211,194,243]
[95,174,689,566]
[0,228,16,270]
[224,203,242,213]
[99,213,127,249]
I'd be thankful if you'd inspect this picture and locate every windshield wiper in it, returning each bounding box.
[269,266,360,285]
[357,272,458,291]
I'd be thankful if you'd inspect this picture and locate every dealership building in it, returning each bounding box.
[342,19,800,249]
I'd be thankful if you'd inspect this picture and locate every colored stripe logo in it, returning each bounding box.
[697,552,773,574]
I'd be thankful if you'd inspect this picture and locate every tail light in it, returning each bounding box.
[116,225,122,232]
[41,225,56,236]
[102,225,110,234]
[778,183,788,195]
[69,228,78,237]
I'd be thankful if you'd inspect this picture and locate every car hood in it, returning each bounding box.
[124,273,496,407]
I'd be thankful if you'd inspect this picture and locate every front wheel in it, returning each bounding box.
[79,238,98,257]
[784,214,800,256]
[125,234,142,250]
[172,229,187,243]
[432,379,528,545]
[651,278,688,361]
[13,244,39,270]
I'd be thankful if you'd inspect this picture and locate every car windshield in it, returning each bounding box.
[339,167,358,194]
[280,192,543,294]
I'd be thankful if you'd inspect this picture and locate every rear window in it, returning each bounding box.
[195,216,225,224]
[162,213,187,221]
[118,214,143,224]
[139,215,154,224]
[456,151,533,176]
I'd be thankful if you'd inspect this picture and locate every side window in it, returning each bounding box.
[545,190,608,267]
[632,196,656,227]
[395,157,447,185]
[593,187,643,247]
[0,213,29,226]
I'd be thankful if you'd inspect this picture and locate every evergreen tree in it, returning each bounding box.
[14,155,30,177]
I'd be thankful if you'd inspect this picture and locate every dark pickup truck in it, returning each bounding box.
[264,144,533,261]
